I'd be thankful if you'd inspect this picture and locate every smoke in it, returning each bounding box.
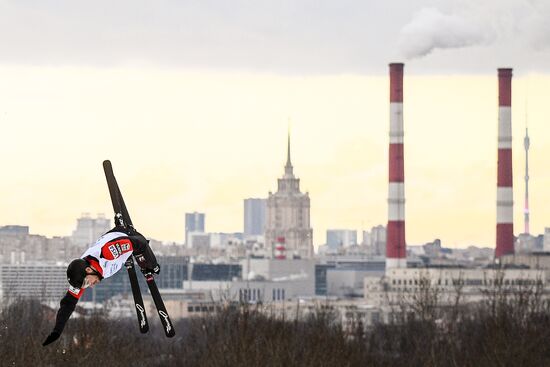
[398,7,489,59]
[398,1,550,60]
[523,1,550,51]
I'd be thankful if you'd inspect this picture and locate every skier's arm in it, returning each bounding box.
[42,289,82,346]
[129,233,160,274]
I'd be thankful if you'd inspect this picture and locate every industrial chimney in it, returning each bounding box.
[496,68,514,258]
[387,63,406,268]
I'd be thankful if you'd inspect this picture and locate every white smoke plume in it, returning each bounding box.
[523,1,550,51]
[398,7,489,59]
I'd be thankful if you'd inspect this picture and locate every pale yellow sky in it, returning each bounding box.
[0,65,548,248]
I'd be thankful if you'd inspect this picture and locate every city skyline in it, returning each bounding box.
[1,72,550,247]
[1,81,549,250]
[1,2,550,248]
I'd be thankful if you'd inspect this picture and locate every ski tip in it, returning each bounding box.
[167,330,175,338]
[140,326,150,334]
[103,160,113,173]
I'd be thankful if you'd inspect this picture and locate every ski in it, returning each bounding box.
[103,160,176,338]
[103,160,149,334]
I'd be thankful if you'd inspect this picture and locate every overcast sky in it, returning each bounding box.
[1,0,550,74]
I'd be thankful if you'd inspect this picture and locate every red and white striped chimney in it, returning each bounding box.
[387,63,406,268]
[496,68,514,258]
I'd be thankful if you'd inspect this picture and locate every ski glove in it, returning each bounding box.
[141,263,161,276]
[42,331,60,346]
[132,236,159,272]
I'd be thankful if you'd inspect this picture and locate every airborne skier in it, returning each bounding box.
[42,226,160,346]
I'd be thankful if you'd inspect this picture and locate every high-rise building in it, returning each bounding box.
[71,213,111,247]
[326,230,357,250]
[185,212,205,244]
[265,133,313,259]
[244,198,266,236]
[362,225,387,256]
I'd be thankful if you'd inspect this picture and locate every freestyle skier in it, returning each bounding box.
[42,225,160,346]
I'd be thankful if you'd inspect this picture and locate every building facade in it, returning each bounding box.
[326,229,357,250]
[0,225,29,237]
[265,135,313,259]
[71,213,111,247]
[0,233,76,265]
[362,225,387,256]
[244,198,266,237]
[185,212,205,245]
[364,267,546,308]
[0,264,67,302]
[544,228,550,252]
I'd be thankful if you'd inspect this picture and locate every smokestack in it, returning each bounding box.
[387,63,406,268]
[496,68,514,258]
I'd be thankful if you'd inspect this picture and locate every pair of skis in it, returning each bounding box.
[103,160,175,338]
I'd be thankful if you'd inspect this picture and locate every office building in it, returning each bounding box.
[185,212,205,245]
[326,230,357,250]
[71,213,111,246]
[244,198,266,237]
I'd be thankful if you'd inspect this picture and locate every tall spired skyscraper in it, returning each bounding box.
[265,133,314,259]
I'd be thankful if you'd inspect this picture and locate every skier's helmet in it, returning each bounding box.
[67,258,89,288]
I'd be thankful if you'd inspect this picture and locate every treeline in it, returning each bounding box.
[1,291,550,367]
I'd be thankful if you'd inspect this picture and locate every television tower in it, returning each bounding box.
[524,127,530,234]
